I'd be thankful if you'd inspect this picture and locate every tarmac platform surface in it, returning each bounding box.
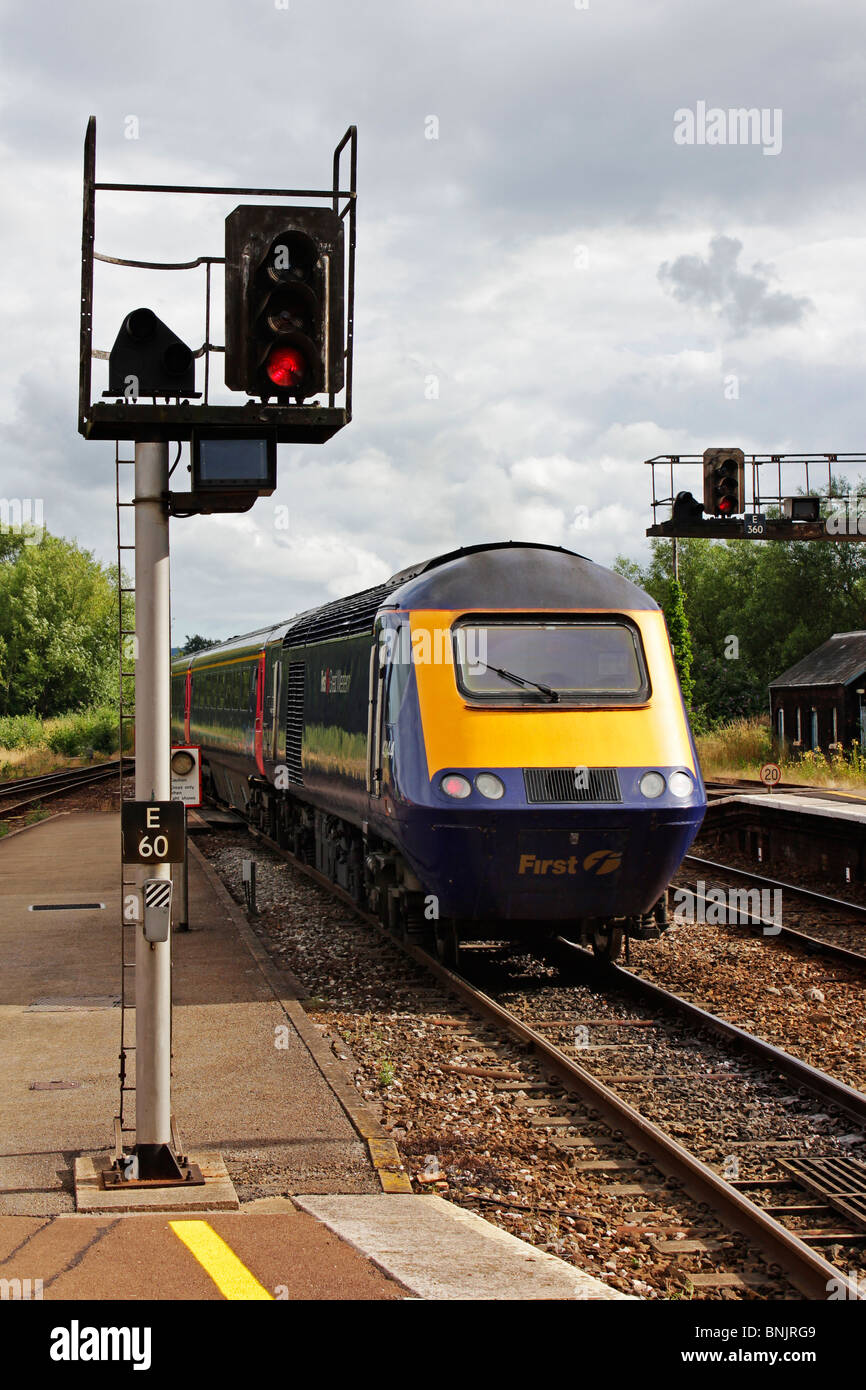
[0,810,625,1301]
[0,811,378,1209]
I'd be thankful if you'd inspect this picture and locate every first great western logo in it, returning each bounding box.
[518,851,622,877]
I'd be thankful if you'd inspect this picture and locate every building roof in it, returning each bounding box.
[769,632,866,689]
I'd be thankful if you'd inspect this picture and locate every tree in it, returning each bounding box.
[0,533,126,716]
[614,535,866,726]
[663,577,694,708]
[180,634,220,654]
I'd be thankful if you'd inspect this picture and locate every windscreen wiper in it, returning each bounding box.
[488,665,560,702]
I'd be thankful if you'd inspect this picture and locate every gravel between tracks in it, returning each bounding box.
[631,864,866,1094]
[198,828,801,1301]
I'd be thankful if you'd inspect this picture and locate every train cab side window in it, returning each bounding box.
[385,623,411,724]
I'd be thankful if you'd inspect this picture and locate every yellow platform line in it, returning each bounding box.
[169,1220,273,1300]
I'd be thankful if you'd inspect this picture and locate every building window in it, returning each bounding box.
[832,707,838,743]
[811,708,818,749]
[796,707,802,743]
[777,707,784,741]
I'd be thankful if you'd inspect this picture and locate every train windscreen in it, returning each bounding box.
[451,619,648,704]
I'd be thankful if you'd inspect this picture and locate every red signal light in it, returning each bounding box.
[718,495,735,514]
[265,345,307,390]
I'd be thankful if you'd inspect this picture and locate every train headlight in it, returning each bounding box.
[475,773,505,800]
[668,770,694,798]
[639,770,666,799]
[441,773,472,799]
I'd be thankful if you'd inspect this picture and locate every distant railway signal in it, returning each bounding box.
[703,447,745,516]
[671,490,704,524]
[224,207,345,403]
[107,308,196,400]
[647,451,866,543]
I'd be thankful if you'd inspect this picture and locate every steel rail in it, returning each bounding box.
[242,821,859,1300]
[0,759,131,813]
[681,854,866,968]
[557,944,866,1125]
[685,853,866,920]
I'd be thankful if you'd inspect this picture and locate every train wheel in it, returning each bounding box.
[403,904,428,946]
[591,926,624,963]
[433,920,460,970]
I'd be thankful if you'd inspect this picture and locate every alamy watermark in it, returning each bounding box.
[672,880,782,934]
[674,102,782,157]
[1,1276,43,1300]
[826,502,866,536]
[0,498,44,545]
[379,625,487,671]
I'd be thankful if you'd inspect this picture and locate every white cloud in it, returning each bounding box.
[1,0,865,641]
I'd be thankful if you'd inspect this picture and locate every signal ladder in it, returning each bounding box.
[114,444,137,1140]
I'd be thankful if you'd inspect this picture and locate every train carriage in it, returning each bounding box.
[172,542,706,961]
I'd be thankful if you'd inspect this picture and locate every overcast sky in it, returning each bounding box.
[1,0,865,642]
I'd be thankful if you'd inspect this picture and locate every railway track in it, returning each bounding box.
[458,943,866,1301]
[0,758,131,818]
[680,853,866,969]
[238,819,866,1300]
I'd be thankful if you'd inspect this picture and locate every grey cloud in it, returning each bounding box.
[657,235,812,334]
[1,0,866,643]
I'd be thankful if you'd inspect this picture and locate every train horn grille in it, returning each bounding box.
[523,767,622,804]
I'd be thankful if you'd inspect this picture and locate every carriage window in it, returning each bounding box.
[452,618,649,705]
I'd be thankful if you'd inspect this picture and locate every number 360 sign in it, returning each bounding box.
[121,801,185,865]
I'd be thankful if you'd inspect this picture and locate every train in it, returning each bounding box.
[171,541,706,962]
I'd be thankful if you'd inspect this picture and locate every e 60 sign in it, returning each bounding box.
[121,801,185,865]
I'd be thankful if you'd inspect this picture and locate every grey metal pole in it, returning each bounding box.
[176,808,189,931]
[134,440,172,1150]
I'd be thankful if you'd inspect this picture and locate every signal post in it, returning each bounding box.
[77,117,357,1188]
[131,440,173,1174]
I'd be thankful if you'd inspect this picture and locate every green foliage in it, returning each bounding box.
[0,713,44,748]
[377,1059,396,1089]
[45,707,121,758]
[697,717,866,788]
[614,535,866,726]
[0,532,132,718]
[662,578,694,707]
[0,706,124,760]
[181,634,219,654]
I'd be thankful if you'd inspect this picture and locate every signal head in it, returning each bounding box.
[702,447,745,517]
[107,308,196,399]
[224,207,345,404]
[264,344,309,393]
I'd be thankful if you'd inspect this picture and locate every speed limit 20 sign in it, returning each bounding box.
[121,801,185,864]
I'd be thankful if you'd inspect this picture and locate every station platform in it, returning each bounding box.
[703,791,866,887]
[712,791,866,824]
[0,811,624,1301]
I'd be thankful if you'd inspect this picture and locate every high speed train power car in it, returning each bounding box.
[171,542,706,962]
